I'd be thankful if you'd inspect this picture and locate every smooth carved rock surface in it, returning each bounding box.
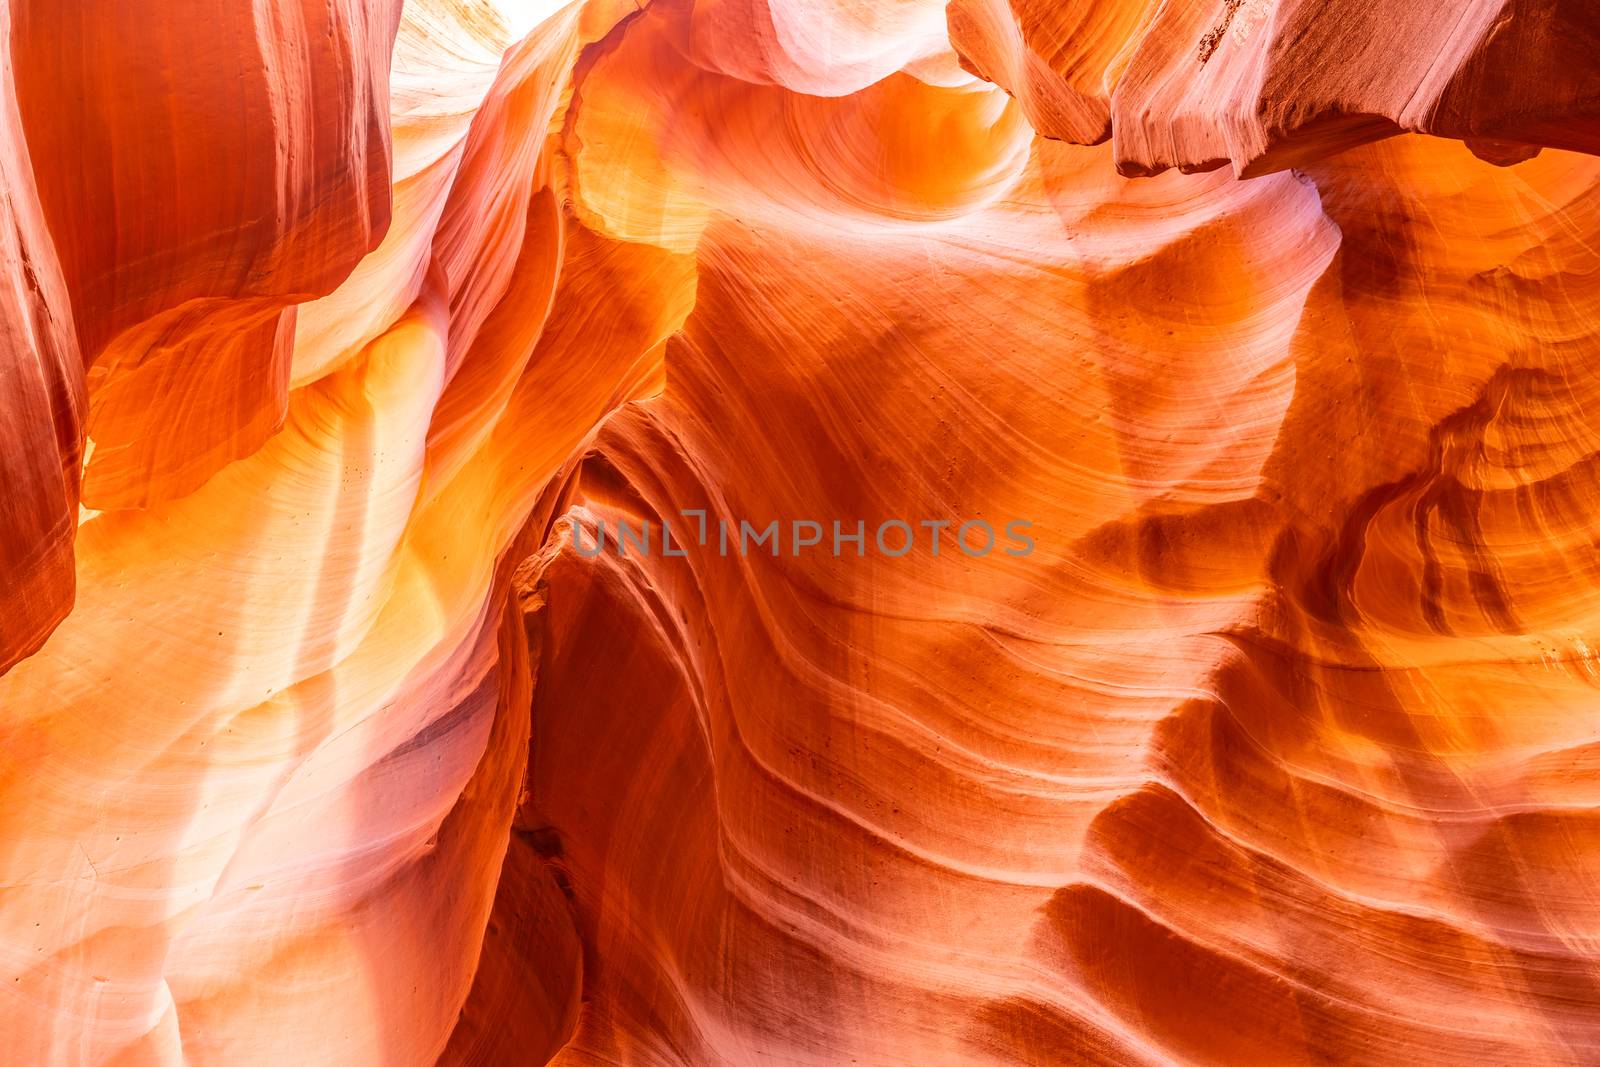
[949,0,1600,175]
[0,1,1598,1065]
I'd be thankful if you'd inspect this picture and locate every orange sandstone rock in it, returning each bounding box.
[947,0,1600,175]
[0,2,1598,1065]
[11,0,403,508]
[0,0,81,676]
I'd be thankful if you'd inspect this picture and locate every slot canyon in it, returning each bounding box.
[1,1,1598,1063]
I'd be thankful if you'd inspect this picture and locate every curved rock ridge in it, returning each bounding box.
[12,0,405,509]
[947,0,1600,176]
[0,1,1598,1065]
[0,0,81,676]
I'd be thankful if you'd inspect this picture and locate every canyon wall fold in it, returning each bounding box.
[1,1,1598,1065]
[948,0,1600,175]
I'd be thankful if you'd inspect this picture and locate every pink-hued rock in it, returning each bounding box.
[11,0,403,508]
[947,0,1600,175]
[3,2,1600,1065]
[0,0,82,676]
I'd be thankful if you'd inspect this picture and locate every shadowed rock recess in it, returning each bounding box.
[0,0,1597,1063]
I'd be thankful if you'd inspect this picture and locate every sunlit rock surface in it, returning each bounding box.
[948,0,1600,175]
[1,1,1598,1064]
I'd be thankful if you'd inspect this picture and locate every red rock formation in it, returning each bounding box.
[11,0,403,508]
[947,0,1600,175]
[1,1,1599,1065]
[0,0,81,676]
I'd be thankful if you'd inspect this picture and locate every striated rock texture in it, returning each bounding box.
[0,1,1598,1064]
[950,0,1600,174]
[0,0,80,676]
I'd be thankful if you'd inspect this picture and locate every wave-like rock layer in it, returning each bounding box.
[1,0,1598,1063]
